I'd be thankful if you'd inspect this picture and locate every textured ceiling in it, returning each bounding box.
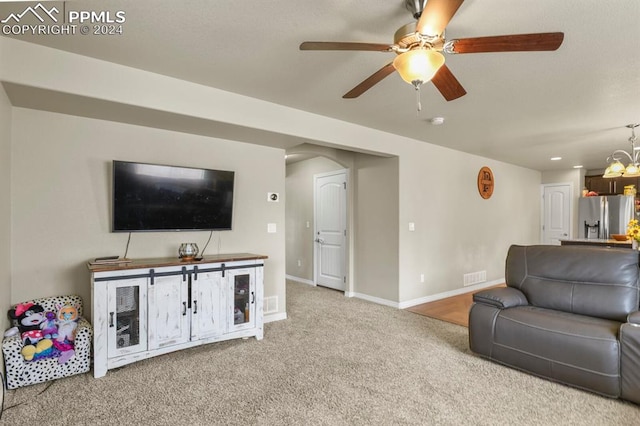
[1,0,639,171]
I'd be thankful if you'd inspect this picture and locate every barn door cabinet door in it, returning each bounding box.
[227,267,257,333]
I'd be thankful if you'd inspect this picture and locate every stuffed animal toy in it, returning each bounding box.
[40,311,58,339]
[8,302,54,361]
[55,303,79,343]
[52,339,75,364]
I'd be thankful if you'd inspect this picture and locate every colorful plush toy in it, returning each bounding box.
[8,302,54,361]
[54,303,80,364]
[40,311,59,339]
[56,303,79,343]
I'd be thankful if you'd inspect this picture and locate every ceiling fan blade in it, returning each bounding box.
[450,32,564,53]
[300,42,393,52]
[343,63,396,98]
[416,0,464,36]
[431,65,466,101]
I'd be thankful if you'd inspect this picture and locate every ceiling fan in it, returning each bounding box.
[299,0,564,101]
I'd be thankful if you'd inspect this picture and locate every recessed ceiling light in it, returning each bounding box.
[429,117,445,125]
[550,157,562,161]
[573,165,583,169]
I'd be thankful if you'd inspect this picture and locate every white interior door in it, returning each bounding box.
[542,183,572,245]
[314,170,347,291]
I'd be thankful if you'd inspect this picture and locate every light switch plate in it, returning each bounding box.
[267,223,277,233]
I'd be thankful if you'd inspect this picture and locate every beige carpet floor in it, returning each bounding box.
[2,281,639,425]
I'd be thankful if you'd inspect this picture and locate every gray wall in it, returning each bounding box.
[354,155,399,301]
[10,108,286,320]
[0,84,11,352]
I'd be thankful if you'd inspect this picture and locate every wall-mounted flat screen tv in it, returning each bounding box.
[112,160,235,232]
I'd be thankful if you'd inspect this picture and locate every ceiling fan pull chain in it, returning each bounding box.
[415,84,422,114]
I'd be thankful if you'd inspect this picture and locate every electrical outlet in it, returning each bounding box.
[420,274,425,283]
[297,259,302,267]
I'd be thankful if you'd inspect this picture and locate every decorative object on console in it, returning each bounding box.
[603,124,640,178]
[612,234,629,241]
[178,243,199,261]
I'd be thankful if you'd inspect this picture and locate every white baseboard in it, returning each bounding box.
[288,276,503,311]
[264,312,287,323]
[398,278,505,309]
[350,292,400,308]
[285,274,315,286]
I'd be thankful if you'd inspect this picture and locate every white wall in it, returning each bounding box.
[10,108,286,319]
[0,84,11,339]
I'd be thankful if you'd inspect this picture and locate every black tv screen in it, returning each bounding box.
[112,161,234,232]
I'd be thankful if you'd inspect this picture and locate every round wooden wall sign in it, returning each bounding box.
[477,166,494,199]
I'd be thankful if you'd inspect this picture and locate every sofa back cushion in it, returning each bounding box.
[28,295,84,317]
[506,245,639,322]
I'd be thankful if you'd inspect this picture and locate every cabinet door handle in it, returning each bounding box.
[251,291,255,304]
[182,302,187,316]
[193,300,198,314]
[109,312,114,327]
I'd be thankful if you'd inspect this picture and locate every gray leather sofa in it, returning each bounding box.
[469,245,640,404]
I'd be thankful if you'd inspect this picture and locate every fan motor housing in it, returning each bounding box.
[394,22,444,52]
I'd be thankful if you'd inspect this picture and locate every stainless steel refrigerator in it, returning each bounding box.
[578,195,635,239]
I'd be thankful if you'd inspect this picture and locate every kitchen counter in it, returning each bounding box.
[559,238,633,249]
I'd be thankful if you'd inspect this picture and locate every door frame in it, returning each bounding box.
[313,169,349,292]
[540,182,573,244]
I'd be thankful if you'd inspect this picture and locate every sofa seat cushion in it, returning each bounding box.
[492,306,621,397]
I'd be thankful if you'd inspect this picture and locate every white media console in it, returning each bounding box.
[88,253,266,378]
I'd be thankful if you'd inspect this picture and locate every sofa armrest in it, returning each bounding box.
[473,287,528,309]
[627,311,640,325]
[621,318,640,404]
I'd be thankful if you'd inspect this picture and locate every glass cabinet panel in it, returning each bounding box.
[116,286,140,348]
[233,274,251,326]
[108,278,147,358]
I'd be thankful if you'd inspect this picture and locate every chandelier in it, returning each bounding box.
[603,124,640,178]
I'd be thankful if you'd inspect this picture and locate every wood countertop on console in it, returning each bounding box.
[559,239,633,248]
[87,253,268,272]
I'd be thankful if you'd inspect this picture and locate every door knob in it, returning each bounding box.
[315,238,325,244]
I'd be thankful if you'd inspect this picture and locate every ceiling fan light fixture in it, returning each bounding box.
[393,49,444,87]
